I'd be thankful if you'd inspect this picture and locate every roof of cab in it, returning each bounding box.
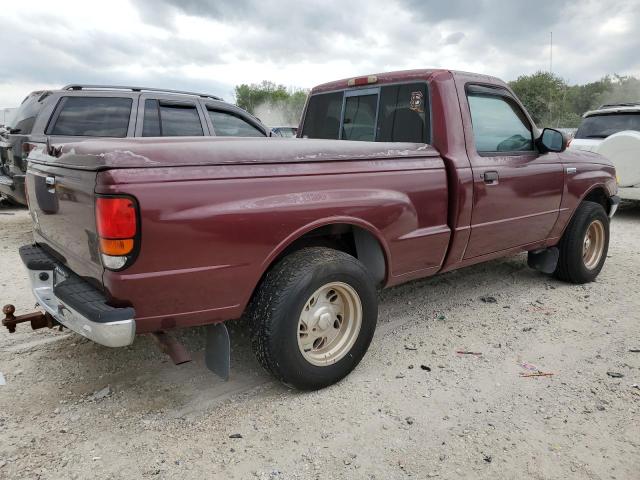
[310,69,506,94]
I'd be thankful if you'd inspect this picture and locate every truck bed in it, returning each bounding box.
[25,137,450,333]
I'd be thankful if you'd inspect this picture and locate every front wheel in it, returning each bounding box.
[554,201,610,284]
[248,247,378,390]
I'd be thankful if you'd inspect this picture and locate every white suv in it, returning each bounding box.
[570,103,640,201]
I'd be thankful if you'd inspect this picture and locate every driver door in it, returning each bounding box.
[462,85,563,259]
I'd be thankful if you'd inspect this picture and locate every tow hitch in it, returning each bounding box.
[2,304,60,333]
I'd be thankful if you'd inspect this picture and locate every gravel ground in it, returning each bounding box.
[0,200,639,479]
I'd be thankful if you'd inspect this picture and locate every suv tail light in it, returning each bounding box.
[96,196,139,270]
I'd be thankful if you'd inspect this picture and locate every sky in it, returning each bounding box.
[1,0,639,107]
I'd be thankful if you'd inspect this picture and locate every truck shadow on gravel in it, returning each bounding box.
[6,252,567,418]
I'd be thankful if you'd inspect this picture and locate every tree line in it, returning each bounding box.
[509,72,640,128]
[236,73,640,129]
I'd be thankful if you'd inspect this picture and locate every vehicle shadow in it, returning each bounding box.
[0,198,27,212]
[615,200,640,219]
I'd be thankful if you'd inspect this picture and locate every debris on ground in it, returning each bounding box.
[606,372,624,378]
[91,385,113,401]
[229,433,243,439]
[483,454,492,463]
[519,362,553,377]
[456,351,482,356]
[480,296,497,303]
[405,417,415,425]
[404,343,418,351]
[420,365,431,371]
[629,348,640,353]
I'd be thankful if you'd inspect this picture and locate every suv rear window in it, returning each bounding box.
[208,110,265,137]
[575,113,640,139]
[301,82,430,143]
[142,100,204,136]
[7,92,49,134]
[47,97,132,137]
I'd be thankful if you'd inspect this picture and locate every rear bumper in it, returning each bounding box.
[19,244,136,347]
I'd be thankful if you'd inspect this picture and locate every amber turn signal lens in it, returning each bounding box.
[99,238,134,256]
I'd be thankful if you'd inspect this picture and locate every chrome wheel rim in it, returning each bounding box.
[297,282,362,367]
[583,220,605,270]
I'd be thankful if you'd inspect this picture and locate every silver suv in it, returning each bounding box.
[0,85,268,205]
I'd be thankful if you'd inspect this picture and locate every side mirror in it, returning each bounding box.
[539,128,567,153]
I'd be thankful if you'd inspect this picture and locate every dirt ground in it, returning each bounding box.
[0,200,639,480]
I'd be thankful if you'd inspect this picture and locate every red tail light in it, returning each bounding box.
[96,197,137,238]
[96,196,138,269]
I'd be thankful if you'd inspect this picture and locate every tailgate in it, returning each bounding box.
[26,155,103,287]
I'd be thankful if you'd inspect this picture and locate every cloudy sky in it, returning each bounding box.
[1,0,639,107]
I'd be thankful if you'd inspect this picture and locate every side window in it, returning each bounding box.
[377,83,430,143]
[301,92,343,139]
[467,93,533,153]
[342,94,377,141]
[47,97,132,137]
[208,110,265,137]
[142,100,203,137]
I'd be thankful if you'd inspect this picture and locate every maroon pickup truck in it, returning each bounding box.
[4,69,619,390]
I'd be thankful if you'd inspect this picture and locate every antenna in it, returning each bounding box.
[550,31,553,74]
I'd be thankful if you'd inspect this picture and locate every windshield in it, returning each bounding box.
[6,92,48,134]
[575,113,640,139]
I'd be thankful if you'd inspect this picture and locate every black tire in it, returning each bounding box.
[248,247,378,390]
[554,201,610,284]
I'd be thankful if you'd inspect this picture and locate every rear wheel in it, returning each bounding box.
[248,247,378,390]
[554,201,609,284]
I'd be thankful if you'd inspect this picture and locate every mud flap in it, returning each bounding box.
[205,323,230,381]
[527,247,559,274]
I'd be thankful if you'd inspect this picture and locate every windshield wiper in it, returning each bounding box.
[585,135,607,139]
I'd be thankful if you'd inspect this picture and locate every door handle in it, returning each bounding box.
[45,176,56,193]
[481,170,499,184]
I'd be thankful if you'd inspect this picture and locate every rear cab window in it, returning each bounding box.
[301,82,431,143]
[47,97,132,137]
[575,113,640,139]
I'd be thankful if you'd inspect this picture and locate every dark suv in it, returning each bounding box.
[0,85,268,205]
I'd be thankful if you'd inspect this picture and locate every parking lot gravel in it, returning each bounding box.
[1,201,639,479]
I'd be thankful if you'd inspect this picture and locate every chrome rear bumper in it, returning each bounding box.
[20,245,135,347]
